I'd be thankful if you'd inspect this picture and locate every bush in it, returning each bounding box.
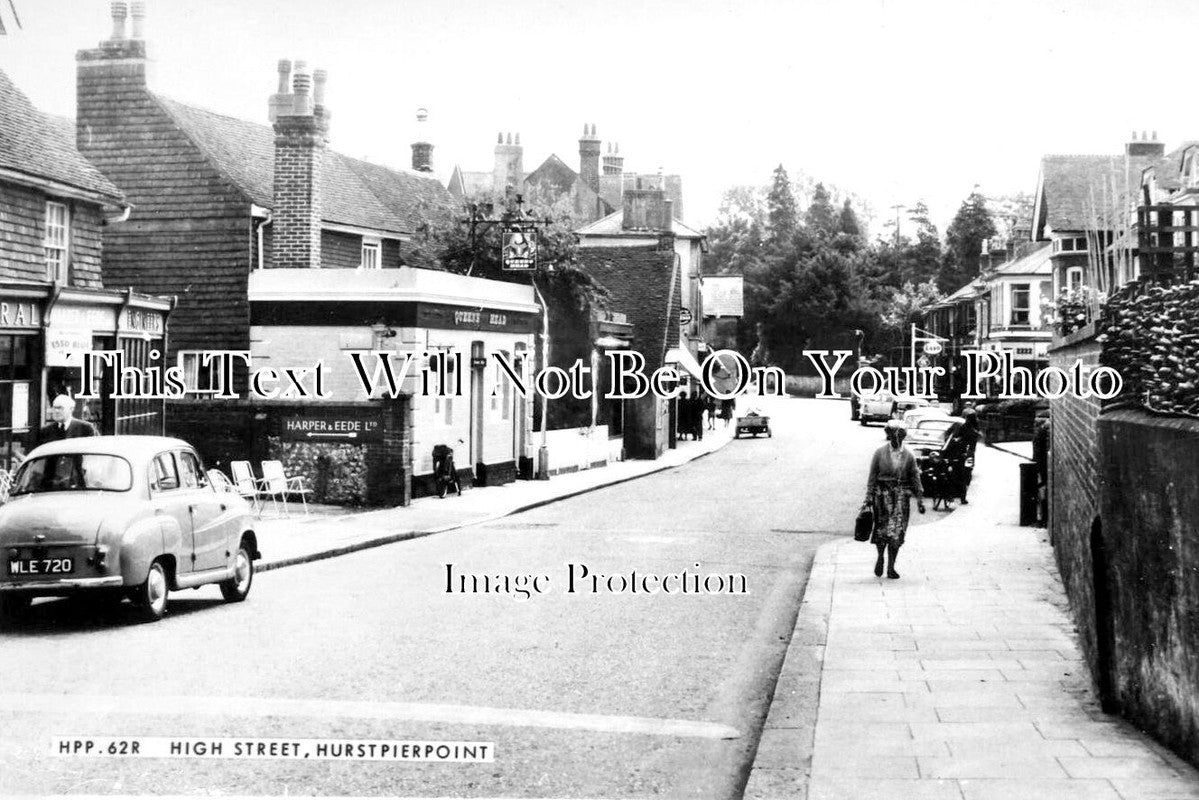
[1100,279,1199,418]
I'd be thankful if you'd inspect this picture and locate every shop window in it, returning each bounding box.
[44,201,69,283]
[178,351,221,394]
[360,239,381,270]
[434,396,453,427]
[115,337,164,435]
[1010,284,1031,326]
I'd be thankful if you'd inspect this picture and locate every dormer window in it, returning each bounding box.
[1188,151,1199,188]
[360,238,381,269]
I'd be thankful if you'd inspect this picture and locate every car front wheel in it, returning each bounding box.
[135,560,169,621]
[220,541,254,603]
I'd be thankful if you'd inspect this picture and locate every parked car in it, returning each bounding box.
[906,416,966,458]
[0,436,260,623]
[902,405,952,427]
[858,392,929,425]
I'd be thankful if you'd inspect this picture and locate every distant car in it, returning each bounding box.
[902,405,952,427]
[858,392,929,425]
[0,436,260,623]
[906,416,966,458]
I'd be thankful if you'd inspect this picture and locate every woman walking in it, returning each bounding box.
[864,420,925,579]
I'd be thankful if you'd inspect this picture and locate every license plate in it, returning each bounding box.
[9,558,74,576]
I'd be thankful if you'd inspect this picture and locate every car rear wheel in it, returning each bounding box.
[220,541,254,603]
[135,560,169,622]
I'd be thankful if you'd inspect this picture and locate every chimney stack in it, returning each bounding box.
[109,0,128,41]
[270,58,329,269]
[1126,128,1165,158]
[622,185,670,232]
[411,107,433,173]
[579,123,601,195]
[602,142,624,176]
[493,131,524,198]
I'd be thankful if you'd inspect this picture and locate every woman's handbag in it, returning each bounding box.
[854,503,874,542]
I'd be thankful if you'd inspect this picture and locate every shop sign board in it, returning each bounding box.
[679,308,693,325]
[0,300,41,329]
[45,327,94,367]
[415,303,537,334]
[279,408,384,443]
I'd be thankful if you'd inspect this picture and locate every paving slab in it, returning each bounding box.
[746,443,1199,799]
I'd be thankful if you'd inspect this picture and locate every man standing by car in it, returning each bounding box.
[31,395,97,448]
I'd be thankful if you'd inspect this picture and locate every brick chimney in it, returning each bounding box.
[411,108,433,173]
[1126,130,1165,158]
[493,132,523,198]
[270,59,329,269]
[602,142,624,176]
[622,178,671,232]
[579,123,601,194]
[77,1,150,102]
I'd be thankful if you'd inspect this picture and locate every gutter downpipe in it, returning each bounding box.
[532,276,550,480]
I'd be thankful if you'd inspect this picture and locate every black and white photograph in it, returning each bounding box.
[1,1,1198,797]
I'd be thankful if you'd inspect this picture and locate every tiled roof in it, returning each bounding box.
[525,154,579,194]
[701,275,744,317]
[0,68,123,202]
[155,95,451,235]
[1142,141,1199,193]
[575,209,705,239]
[991,241,1052,276]
[1039,153,1158,231]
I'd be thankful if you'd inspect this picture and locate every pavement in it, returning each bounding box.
[746,442,1199,800]
[251,424,735,572]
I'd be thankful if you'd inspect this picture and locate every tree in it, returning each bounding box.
[766,164,799,247]
[941,189,997,293]
[882,279,943,328]
[805,182,838,238]
[839,198,861,236]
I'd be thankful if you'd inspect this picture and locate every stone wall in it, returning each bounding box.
[1097,409,1199,765]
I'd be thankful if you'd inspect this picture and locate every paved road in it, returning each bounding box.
[0,397,928,797]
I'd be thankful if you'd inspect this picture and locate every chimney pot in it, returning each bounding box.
[1142,130,1148,141]
[1152,130,1158,141]
[129,0,146,39]
[515,133,520,146]
[312,69,328,108]
[277,59,292,93]
[497,132,503,144]
[1131,131,1137,141]
[506,132,512,145]
[110,0,129,41]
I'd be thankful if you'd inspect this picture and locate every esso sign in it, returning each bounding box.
[923,341,944,356]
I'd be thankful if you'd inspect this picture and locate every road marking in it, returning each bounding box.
[2,694,739,740]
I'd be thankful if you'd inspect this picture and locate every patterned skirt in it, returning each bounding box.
[871,478,912,547]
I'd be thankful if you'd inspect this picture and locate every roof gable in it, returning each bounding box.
[525,154,578,195]
[0,68,123,202]
[155,95,451,235]
[1038,153,1161,232]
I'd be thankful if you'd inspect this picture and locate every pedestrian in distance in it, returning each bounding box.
[863,420,925,579]
[704,393,716,430]
[720,397,735,428]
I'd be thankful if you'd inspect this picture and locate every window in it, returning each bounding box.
[434,396,453,427]
[176,450,208,489]
[178,351,221,395]
[360,238,381,270]
[152,452,180,492]
[1066,267,1084,292]
[1053,236,1086,253]
[1010,284,1031,326]
[44,202,69,282]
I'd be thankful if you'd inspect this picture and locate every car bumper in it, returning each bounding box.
[0,576,124,593]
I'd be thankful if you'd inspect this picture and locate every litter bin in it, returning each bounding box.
[1019,462,1039,526]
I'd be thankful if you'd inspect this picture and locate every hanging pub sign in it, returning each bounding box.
[501,224,537,271]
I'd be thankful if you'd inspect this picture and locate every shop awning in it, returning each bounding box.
[665,346,705,380]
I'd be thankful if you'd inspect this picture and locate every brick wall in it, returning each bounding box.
[1098,409,1199,767]
[0,182,105,288]
[76,43,251,354]
[1047,324,1105,678]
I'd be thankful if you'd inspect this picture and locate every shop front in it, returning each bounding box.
[0,283,171,471]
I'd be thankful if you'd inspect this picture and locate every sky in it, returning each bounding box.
[0,0,1190,235]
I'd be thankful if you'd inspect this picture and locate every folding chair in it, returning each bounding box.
[0,470,11,504]
[260,460,311,517]
[229,460,266,517]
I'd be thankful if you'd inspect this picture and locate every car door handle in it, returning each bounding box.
[220,504,227,512]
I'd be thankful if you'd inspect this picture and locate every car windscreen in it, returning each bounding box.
[12,453,134,494]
